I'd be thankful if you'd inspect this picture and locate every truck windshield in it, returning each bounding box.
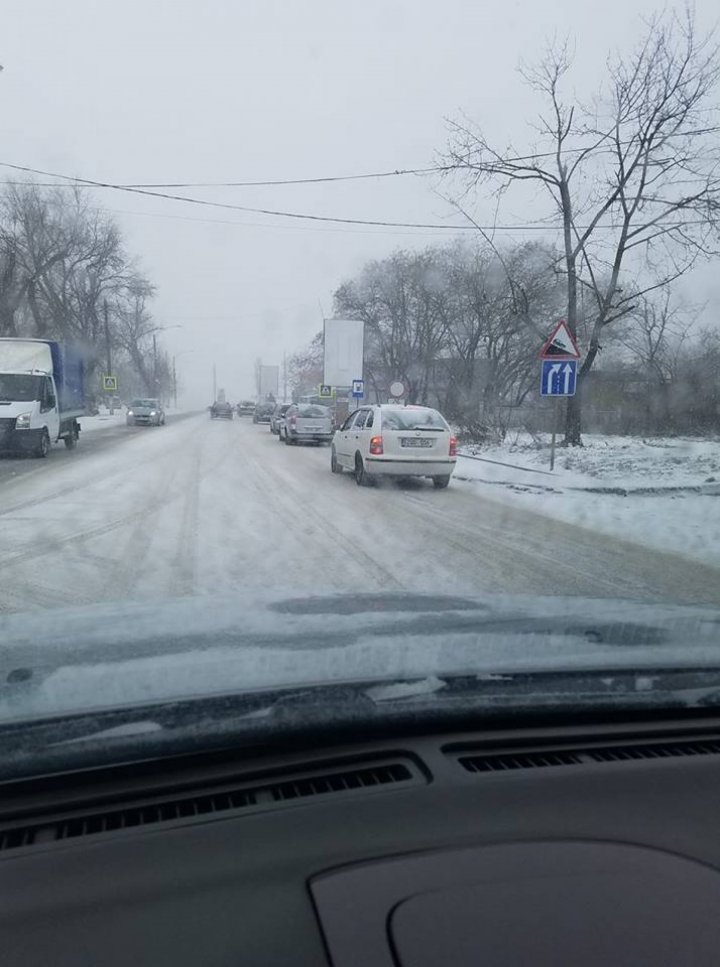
[0,374,45,402]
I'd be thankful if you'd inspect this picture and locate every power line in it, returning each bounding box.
[2,166,447,190]
[0,159,708,235]
[0,161,481,230]
[1,130,708,193]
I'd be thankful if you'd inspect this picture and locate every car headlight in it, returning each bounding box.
[15,412,32,429]
[127,410,134,416]
[150,411,156,416]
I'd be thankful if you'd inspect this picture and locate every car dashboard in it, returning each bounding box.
[2,713,720,965]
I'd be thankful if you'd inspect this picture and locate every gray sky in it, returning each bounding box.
[3,0,718,403]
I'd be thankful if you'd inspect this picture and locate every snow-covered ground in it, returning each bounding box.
[456,433,720,568]
[78,411,129,434]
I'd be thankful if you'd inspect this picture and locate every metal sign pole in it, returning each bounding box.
[550,397,560,470]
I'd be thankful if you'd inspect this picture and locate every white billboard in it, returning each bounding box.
[259,364,279,399]
[323,318,364,388]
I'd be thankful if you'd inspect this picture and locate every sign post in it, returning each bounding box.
[539,320,581,470]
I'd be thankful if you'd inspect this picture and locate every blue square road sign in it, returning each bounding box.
[540,360,577,397]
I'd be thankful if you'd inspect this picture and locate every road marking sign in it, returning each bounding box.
[351,378,364,398]
[540,360,577,397]
[539,320,581,360]
[319,384,333,398]
[102,375,118,391]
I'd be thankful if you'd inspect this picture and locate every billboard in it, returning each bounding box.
[323,318,364,388]
[259,364,279,399]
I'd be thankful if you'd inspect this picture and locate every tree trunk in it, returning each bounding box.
[564,380,583,446]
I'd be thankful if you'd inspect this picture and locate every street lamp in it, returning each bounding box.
[172,350,195,409]
[149,324,182,401]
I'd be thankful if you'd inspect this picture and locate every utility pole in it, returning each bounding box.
[212,363,217,402]
[153,334,158,398]
[172,356,177,409]
[103,298,114,415]
[283,351,288,402]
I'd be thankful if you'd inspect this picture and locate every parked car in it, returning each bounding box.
[210,401,234,420]
[253,401,276,424]
[330,404,457,488]
[236,400,255,417]
[270,403,291,434]
[127,398,165,427]
[279,403,334,446]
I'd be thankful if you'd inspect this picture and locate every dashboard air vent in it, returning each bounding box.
[456,737,720,775]
[460,750,583,772]
[0,760,419,853]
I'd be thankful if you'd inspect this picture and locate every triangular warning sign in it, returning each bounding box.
[539,320,581,360]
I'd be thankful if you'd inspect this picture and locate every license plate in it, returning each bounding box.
[304,426,321,432]
[400,437,433,448]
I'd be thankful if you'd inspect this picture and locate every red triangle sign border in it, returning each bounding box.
[539,319,581,360]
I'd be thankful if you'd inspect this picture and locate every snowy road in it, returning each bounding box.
[1,413,720,616]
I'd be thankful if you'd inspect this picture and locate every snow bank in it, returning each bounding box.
[455,433,720,568]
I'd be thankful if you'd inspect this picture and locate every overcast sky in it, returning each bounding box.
[3,0,718,403]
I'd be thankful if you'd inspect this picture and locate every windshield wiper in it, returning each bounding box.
[409,425,443,431]
[5,667,720,782]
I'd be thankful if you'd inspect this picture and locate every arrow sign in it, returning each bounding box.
[540,320,581,360]
[540,359,577,397]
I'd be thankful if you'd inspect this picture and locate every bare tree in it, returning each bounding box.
[334,250,449,404]
[113,277,159,395]
[445,8,720,443]
[287,333,324,399]
[0,184,77,336]
[621,292,697,431]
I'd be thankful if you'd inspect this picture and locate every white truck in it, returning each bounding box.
[0,338,86,458]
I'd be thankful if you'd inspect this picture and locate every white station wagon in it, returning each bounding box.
[331,404,457,488]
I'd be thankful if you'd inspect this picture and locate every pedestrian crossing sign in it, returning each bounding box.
[103,375,118,391]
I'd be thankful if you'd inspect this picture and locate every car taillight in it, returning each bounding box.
[289,414,297,426]
[449,436,458,457]
[369,435,383,455]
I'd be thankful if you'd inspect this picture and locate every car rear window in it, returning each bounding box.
[298,405,330,418]
[381,408,448,430]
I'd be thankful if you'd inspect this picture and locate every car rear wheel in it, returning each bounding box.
[354,454,373,486]
[433,476,451,489]
[331,447,343,474]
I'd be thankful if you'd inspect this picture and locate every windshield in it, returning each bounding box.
[0,374,45,402]
[2,0,720,779]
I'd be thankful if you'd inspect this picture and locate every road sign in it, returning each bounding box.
[351,378,364,398]
[540,360,577,397]
[539,320,581,360]
[319,384,333,399]
[102,375,117,392]
[389,380,406,399]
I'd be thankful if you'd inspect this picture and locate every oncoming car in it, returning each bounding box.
[331,404,457,487]
[126,399,166,427]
